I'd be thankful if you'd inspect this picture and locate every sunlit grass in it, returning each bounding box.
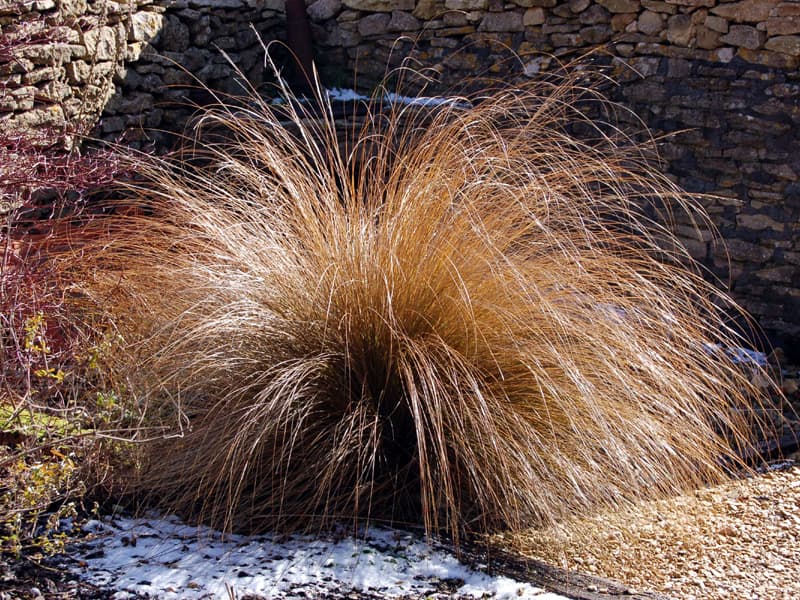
[52,73,779,540]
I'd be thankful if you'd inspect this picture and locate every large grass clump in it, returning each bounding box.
[57,75,777,539]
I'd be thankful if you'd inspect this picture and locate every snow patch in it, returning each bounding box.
[72,515,568,599]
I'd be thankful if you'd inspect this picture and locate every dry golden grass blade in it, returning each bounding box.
[53,72,780,540]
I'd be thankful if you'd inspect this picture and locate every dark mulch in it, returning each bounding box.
[0,553,132,600]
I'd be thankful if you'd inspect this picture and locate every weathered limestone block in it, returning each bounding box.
[547,31,579,45]
[22,66,62,85]
[764,35,800,57]
[581,24,613,43]
[338,10,360,22]
[622,56,661,78]
[0,96,17,112]
[711,0,779,24]
[569,0,591,12]
[580,4,610,25]
[129,11,164,43]
[641,0,677,14]
[625,80,667,102]
[324,25,361,47]
[438,24,477,36]
[388,10,421,32]
[9,86,37,111]
[0,57,33,76]
[611,12,636,30]
[737,213,786,232]
[766,16,800,36]
[695,26,721,49]
[704,14,728,33]
[677,236,709,260]
[763,162,798,180]
[667,56,691,77]
[85,60,116,87]
[105,91,154,114]
[39,79,72,102]
[357,13,390,36]
[343,0,413,11]
[100,115,125,133]
[543,22,580,34]
[478,11,523,32]
[664,0,713,7]
[774,2,800,17]
[597,0,638,13]
[552,4,573,18]
[83,25,120,61]
[211,35,236,50]
[59,0,88,18]
[720,25,764,50]
[125,41,157,62]
[444,11,469,25]
[637,10,663,36]
[522,7,544,26]
[412,0,443,19]
[308,0,341,22]
[98,0,132,16]
[667,13,693,45]
[725,240,774,264]
[713,46,735,62]
[444,0,487,10]
[8,104,65,129]
[21,44,76,65]
[784,251,800,266]
[190,15,211,45]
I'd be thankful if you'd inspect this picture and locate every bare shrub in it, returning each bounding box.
[55,75,779,539]
[0,1,131,555]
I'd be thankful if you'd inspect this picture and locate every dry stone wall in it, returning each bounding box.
[1,0,283,147]
[1,0,126,141]
[1,0,798,355]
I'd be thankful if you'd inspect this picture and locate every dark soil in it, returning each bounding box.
[0,553,134,599]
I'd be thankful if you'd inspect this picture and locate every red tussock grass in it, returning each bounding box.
[51,74,779,540]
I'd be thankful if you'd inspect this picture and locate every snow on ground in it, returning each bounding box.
[72,514,570,599]
[702,343,769,367]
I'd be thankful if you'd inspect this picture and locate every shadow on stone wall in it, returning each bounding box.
[98,0,292,149]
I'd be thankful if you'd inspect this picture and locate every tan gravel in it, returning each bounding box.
[500,465,800,600]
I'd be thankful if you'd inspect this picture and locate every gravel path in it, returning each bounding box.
[503,463,800,600]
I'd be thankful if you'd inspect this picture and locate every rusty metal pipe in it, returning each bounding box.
[285,0,315,95]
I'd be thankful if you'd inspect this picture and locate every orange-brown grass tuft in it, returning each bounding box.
[56,76,778,539]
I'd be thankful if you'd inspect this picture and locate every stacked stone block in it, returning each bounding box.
[0,0,283,147]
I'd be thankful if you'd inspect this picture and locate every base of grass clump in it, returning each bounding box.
[53,72,780,540]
